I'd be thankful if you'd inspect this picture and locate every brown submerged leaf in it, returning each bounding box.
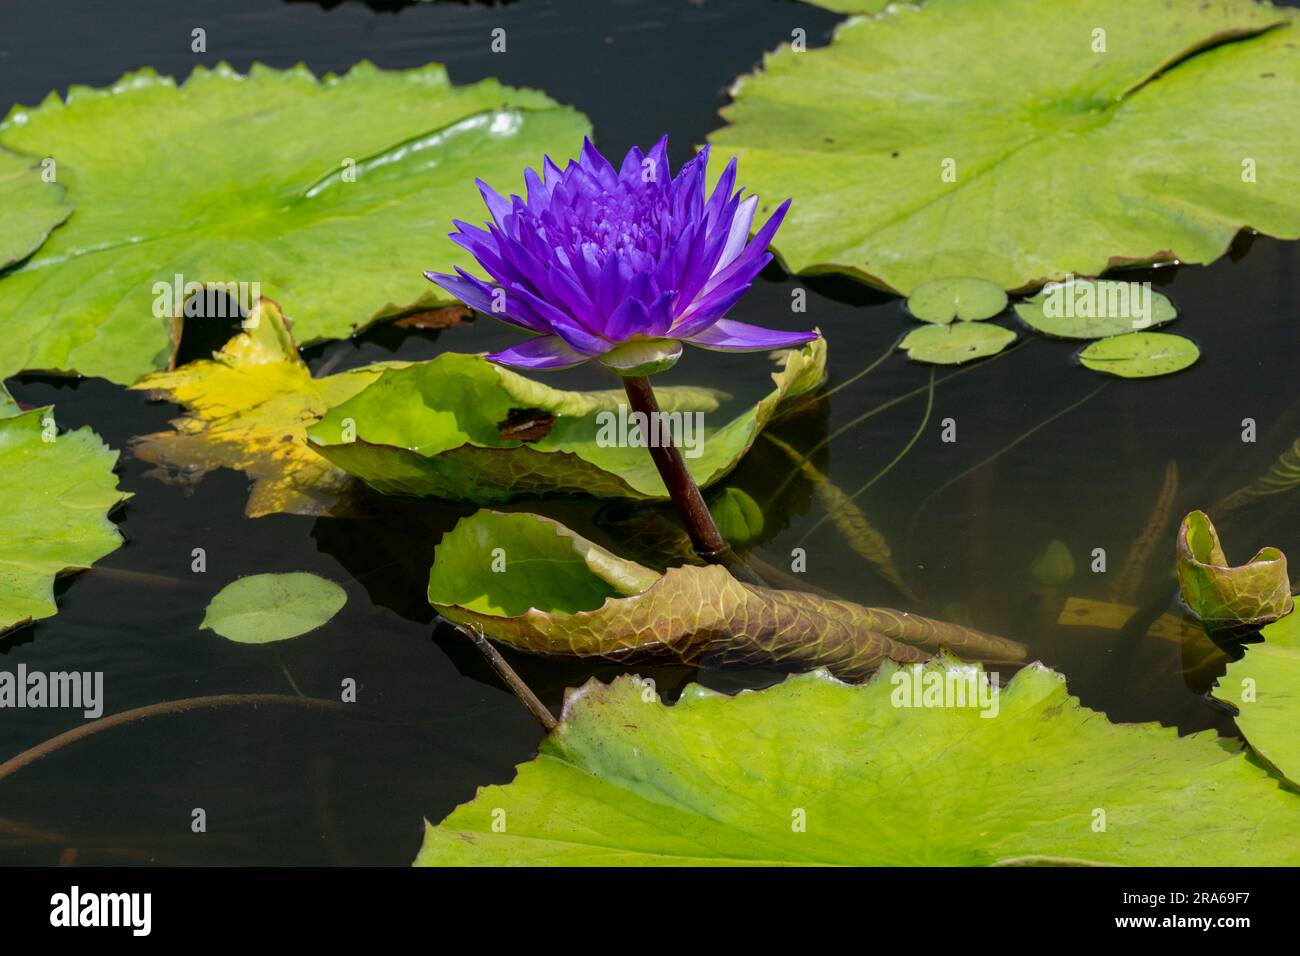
[1111,460,1179,605]
[763,433,916,601]
[428,510,1025,681]
[393,305,474,330]
[1214,437,1300,513]
[496,408,555,443]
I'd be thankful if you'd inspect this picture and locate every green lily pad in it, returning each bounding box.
[416,659,1300,866]
[308,338,826,502]
[1176,510,1292,631]
[898,322,1015,364]
[0,390,128,634]
[905,277,1008,324]
[708,0,1299,293]
[0,62,589,384]
[1015,280,1177,339]
[201,572,347,644]
[1215,611,1300,787]
[427,510,1024,681]
[0,146,70,268]
[1077,332,1199,378]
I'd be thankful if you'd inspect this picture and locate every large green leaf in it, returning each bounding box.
[708,0,1299,293]
[416,659,1300,865]
[1176,510,1293,630]
[201,572,347,644]
[1215,612,1300,787]
[0,390,128,634]
[0,146,70,268]
[0,62,589,384]
[308,338,825,502]
[427,510,1023,680]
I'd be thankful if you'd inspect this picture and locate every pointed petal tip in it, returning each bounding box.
[685,319,820,353]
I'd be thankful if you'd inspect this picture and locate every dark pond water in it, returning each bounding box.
[0,0,1296,864]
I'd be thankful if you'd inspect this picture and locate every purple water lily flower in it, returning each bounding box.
[425,136,819,375]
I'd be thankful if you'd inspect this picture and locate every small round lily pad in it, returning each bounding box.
[1015,279,1177,339]
[905,277,1008,324]
[899,322,1016,365]
[1076,332,1199,379]
[201,572,347,644]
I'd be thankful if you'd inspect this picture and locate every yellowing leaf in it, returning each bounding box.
[428,510,1024,681]
[130,299,404,517]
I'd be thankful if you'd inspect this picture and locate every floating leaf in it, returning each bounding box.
[427,510,1023,681]
[1214,437,1300,513]
[130,300,405,518]
[1215,612,1300,787]
[201,572,347,644]
[708,0,1298,293]
[0,146,70,268]
[0,62,589,384]
[898,322,1015,365]
[1176,510,1293,630]
[1014,280,1177,339]
[416,659,1300,865]
[309,338,825,502]
[905,277,1007,324]
[0,391,128,634]
[1076,332,1199,379]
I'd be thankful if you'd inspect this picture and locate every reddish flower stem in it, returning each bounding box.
[622,374,730,563]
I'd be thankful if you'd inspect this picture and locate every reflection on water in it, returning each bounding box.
[0,0,1296,863]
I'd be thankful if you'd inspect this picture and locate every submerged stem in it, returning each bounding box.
[0,694,347,785]
[459,625,557,732]
[622,374,729,562]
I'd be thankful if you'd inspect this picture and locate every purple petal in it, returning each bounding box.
[508,286,609,355]
[703,157,738,230]
[487,335,591,371]
[424,269,547,334]
[644,290,675,337]
[475,179,513,228]
[579,137,618,188]
[700,199,790,298]
[670,276,757,338]
[715,195,759,275]
[684,319,820,352]
[603,296,651,343]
